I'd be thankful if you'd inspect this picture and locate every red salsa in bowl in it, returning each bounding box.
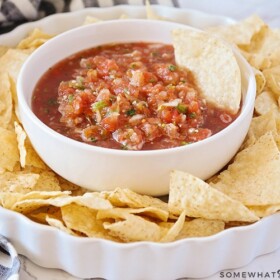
[32,42,239,150]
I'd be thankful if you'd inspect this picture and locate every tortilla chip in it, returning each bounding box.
[249,27,280,69]
[17,28,53,49]
[15,191,112,212]
[160,210,186,242]
[16,190,70,201]
[10,191,107,212]
[242,110,278,149]
[239,129,256,151]
[0,171,39,193]
[83,16,102,25]
[27,203,61,220]
[263,65,280,96]
[106,187,169,213]
[0,190,70,209]
[57,176,86,196]
[97,206,168,222]
[169,170,258,222]
[145,0,166,20]
[243,50,272,71]
[0,73,13,129]
[0,49,30,82]
[248,205,280,218]
[0,192,23,209]
[207,15,266,47]
[14,122,27,168]
[61,204,117,240]
[0,127,19,171]
[33,171,61,192]
[97,207,133,220]
[211,132,280,205]
[12,191,113,214]
[254,91,278,115]
[175,219,225,240]
[10,193,72,213]
[119,14,130,19]
[7,76,20,123]
[172,29,241,113]
[0,46,9,57]
[46,216,79,236]
[76,192,113,210]
[253,67,266,95]
[103,213,162,242]
[24,137,48,169]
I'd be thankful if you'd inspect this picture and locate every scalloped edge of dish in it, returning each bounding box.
[1,206,280,279]
[0,5,279,279]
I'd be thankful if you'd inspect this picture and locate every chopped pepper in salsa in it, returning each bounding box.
[32,42,239,150]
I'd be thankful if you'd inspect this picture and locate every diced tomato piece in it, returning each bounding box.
[188,128,212,142]
[93,56,119,77]
[100,114,120,132]
[82,125,109,142]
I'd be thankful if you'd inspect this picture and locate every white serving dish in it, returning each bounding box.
[0,5,279,280]
[1,206,280,279]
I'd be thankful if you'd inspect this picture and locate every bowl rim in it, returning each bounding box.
[17,18,256,156]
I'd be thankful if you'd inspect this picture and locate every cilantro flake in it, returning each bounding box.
[177,104,187,114]
[168,64,177,72]
[68,94,74,102]
[91,100,108,111]
[189,112,197,119]
[47,98,57,106]
[126,109,136,116]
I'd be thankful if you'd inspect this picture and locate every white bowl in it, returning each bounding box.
[17,19,255,196]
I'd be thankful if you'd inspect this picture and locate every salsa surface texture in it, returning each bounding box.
[32,42,239,150]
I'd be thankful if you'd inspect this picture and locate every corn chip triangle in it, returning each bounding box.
[168,170,259,222]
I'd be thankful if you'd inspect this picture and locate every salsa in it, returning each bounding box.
[32,42,239,150]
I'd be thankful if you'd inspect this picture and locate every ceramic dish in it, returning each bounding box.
[0,5,280,280]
